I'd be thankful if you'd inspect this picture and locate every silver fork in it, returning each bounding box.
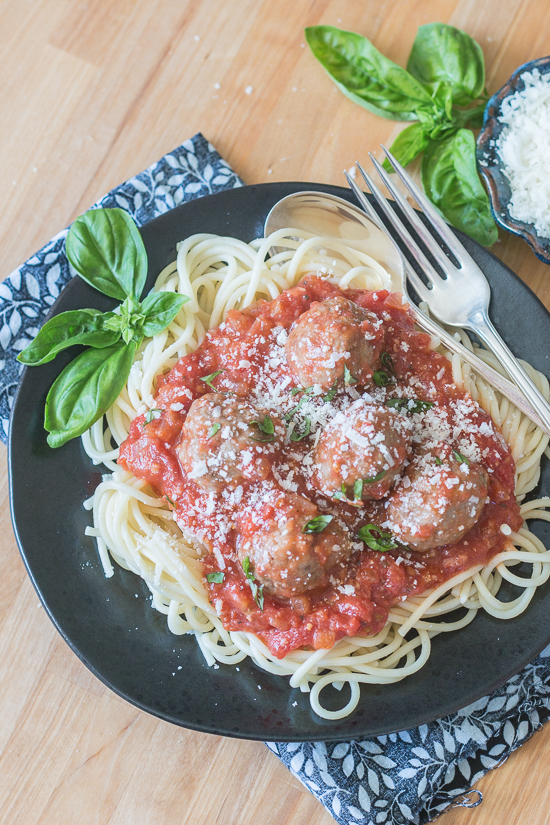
[349,147,550,435]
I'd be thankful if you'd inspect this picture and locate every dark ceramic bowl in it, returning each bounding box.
[477,55,550,263]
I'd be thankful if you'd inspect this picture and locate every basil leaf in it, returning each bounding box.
[45,341,137,448]
[365,470,386,483]
[385,398,434,413]
[372,370,395,387]
[381,352,395,374]
[333,483,348,503]
[165,496,177,508]
[383,122,430,171]
[290,386,313,396]
[250,415,275,442]
[200,369,224,390]
[305,25,434,121]
[303,514,334,534]
[141,292,189,337]
[66,208,147,302]
[344,365,357,386]
[357,524,398,552]
[290,417,311,441]
[452,449,470,465]
[322,381,338,402]
[242,556,264,610]
[144,408,162,425]
[206,571,224,584]
[208,422,221,439]
[422,130,498,247]
[407,23,486,106]
[17,309,121,366]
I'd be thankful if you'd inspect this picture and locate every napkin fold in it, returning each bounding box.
[2,132,550,825]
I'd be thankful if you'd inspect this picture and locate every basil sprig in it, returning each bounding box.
[18,207,189,448]
[305,22,497,246]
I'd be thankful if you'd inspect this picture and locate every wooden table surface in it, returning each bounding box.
[1,1,550,823]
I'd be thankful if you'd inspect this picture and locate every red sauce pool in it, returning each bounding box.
[119,276,522,659]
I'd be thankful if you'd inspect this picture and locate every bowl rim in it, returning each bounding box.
[476,54,550,263]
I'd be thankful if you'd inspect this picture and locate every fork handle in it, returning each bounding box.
[467,310,550,435]
[410,307,550,438]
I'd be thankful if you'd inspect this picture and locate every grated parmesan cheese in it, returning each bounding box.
[495,69,550,238]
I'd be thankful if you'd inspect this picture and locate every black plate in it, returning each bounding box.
[8,182,550,742]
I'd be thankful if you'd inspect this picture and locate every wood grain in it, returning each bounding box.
[1,1,549,822]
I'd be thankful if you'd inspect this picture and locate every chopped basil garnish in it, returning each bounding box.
[434,456,443,465]
[374,351,397,387]
[144,408,162,425]
[335,472,386,506]
[381,351,395,373]
[207,422,221,439]
[373,370,396,387]
[344,364,358,387]
[290,417,311,441]
[285,387,313,420]
[200,369,224,390]
[165,495,177,508]
[452,450,470,465]
[206,571,224,584]
[323,380,338,402]
[303,514,334,533]
[333,483,348,503]
[385,398,434,414]
[365,469,386,484]
[357,524,398,552]
[249,415,275,442]
[242,556,264,610]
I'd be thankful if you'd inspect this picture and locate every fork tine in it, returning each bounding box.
[345,168,434,304]
[381,144,475,265]
[356,161,441,286]
[343,170,383,228]
[401,261,434,305]
[368,153,455,276]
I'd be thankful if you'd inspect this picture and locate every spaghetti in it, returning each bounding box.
[83,228,550,721]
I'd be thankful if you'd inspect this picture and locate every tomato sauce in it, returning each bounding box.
[119,276,522,659]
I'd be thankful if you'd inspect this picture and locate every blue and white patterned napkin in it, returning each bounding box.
[2,132,550,825]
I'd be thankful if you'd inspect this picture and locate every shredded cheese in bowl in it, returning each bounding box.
[496,69,550,239]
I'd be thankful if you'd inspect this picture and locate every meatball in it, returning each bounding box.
[236,491,352,598]
[312,400,412,501]
[384,444,489,552]
[285,296,384,390]
[177,393,283,493]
